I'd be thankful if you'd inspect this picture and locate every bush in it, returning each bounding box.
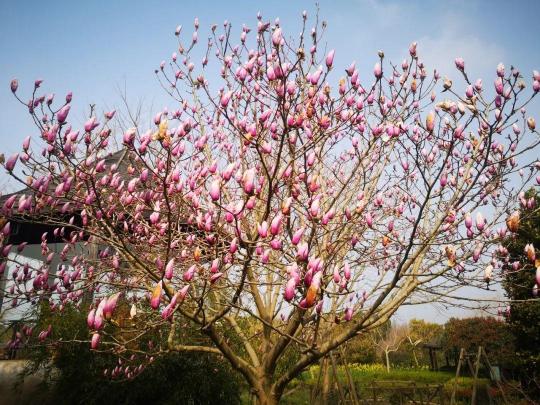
[20,304,241,405]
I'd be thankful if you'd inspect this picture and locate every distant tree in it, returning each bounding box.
[442,317,516,369]
[502,190,540,395]
[343,330,378,364]
[404,319,444,367]
[372,322,408,372]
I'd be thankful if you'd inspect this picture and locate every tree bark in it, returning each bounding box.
[321,357,331,405]
[254,387,279,405]
[385,350,390,372]
[251,373,280,405]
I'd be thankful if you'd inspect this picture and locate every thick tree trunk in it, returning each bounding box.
[252,374,279,405]
[254,393,279,405]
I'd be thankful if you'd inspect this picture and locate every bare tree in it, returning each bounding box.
[372,323,408,372]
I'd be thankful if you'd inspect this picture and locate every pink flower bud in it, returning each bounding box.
[220,91,232,108]
[365,212,373,228]
[5,154,18,171]
[123,128,136,146]
[87,309,96,328]
[93,310,104,330]
[270,213,282,236]
[292,227,305,245]
[373,63,382,79]
[150,211,160,225]
[409,42,417,57]
[344,263,351,280]
[183,265,196,282]
[165,258,174,280]
[272,28,282,46]
[84,117,99,132]
[104,293,120,320]
[325,50,335,68]
[310,68,322,85]
[242,168,256,194]
[150,281,163,309]
[210,272,223,284]
[1,222,10,237]
[178,285,191,302]
[310,198,320,218]
[475,212,485,231]
[91,333,101,349]
[257,221,269,238]
[496,63,505,77]
[230,237,238,254]
[333,267,341,284]
[57,105,71,123]
[211,258,219,273]
[10,79,18,93]
[494,77,503,95]
[297,242,309,261]
[454,57,465,71]
[284,278,296,301]
[209,180,220,201]
[465,212,472,229]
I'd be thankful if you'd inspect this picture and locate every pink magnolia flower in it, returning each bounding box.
[209,179,221,201]
[150,281,163,309]
[454,57,465,71]
[164,258,175,280]
[242,168,256,194]
[373,63,382,79]
[91,333,101,349]
[284,278,296,301]
[57,105,71,123]
[325,50,335,68]
[272,27,282,46]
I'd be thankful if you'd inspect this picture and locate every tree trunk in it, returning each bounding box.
[321,357,331,404]
[254,392,279,405]
[412,348,419,367]
[385,351,390,372]
[252,375,279,405]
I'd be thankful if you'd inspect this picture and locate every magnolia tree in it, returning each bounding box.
[2,11,540,404]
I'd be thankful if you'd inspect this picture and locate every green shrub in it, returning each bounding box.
[20,304,241,405]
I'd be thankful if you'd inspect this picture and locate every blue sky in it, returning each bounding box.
[1,0,539,322]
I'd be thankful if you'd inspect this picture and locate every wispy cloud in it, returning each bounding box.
[418,30,505,81]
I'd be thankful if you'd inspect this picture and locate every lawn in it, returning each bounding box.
[276,364,492,404]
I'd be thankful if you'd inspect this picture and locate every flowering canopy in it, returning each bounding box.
[2,11,540,404]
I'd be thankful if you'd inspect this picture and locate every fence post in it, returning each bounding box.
[471,346,482,405]
[450,348,465,405]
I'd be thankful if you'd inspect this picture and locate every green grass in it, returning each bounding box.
[278,364,491,404]
[301,363,488,386]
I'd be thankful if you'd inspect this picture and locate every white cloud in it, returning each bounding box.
[415,11,505,81]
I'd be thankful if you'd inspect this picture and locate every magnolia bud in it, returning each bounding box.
[527,117,536,130]
[10,79,18,93]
